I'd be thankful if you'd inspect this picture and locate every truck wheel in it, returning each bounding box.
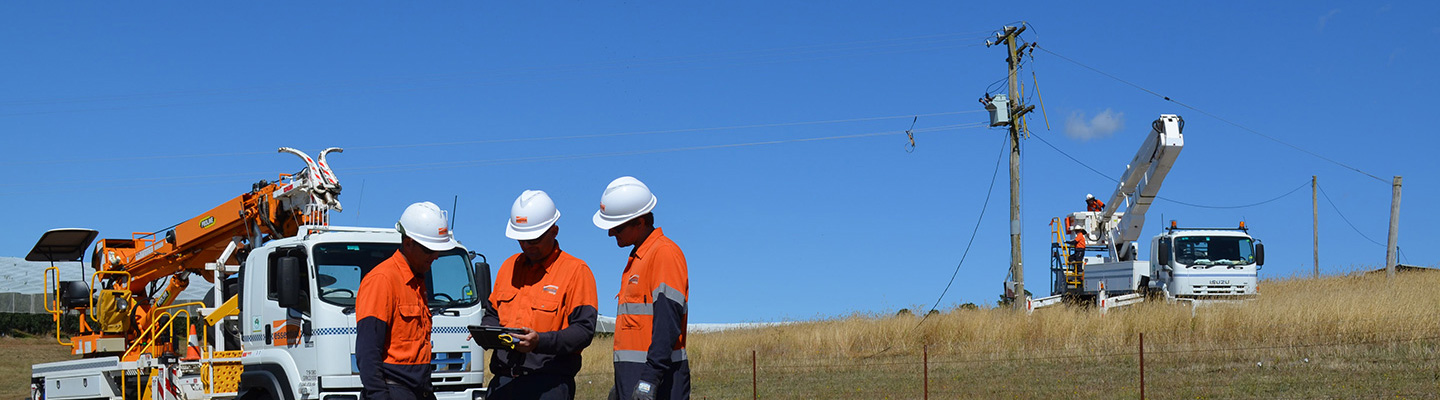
[237,389,276,400]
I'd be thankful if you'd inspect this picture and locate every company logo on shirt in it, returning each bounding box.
[543,285,559,294]
[628,274,640,285]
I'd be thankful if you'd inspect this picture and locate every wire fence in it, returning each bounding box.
[575,328,1440,399]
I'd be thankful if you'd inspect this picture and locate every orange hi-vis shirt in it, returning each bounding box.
[613,228,689,365]
[1088,199,1106,212]
[356,251,433,393]
[492,249,596,332]
[486,247,599,377]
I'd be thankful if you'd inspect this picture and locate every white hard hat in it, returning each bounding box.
[1071,225,1086,232]
[1086,194,1095,200]
[396,201,459,252]
[593,176,657,230]
[506,190,561,240]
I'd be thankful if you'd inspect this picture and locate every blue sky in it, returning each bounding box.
[2,2,1436,323]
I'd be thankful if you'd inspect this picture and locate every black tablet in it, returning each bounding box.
[467,325,526,350]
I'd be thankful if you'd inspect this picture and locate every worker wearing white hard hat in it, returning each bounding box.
[357,201,459,400]
[485,190,598,400]
[594,177,690,400]
[1085,194,1105,212]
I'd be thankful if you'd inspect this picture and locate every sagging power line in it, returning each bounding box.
[1317,182,1387,247]
[1028,130,1311,210]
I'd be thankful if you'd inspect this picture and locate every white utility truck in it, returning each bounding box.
[28,148,492,400]
[1030,115,1265,311]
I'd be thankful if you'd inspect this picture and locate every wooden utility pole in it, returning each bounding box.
[1386,176,1402,281]
[989,26,1034,309]
[1005,27,1025,309]
[1312,176,1319,278]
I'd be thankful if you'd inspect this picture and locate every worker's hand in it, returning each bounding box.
[511,327,539,353]
[632,380,656,400]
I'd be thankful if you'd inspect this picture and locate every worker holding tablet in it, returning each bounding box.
[483,190,599,400]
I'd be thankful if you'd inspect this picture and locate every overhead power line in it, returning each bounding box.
[0,32,990,118]
[1034,45,1388,184]
[920,133,1009,322]
[0,122,987,196]
[1,110,982,167]
[1157,181,1309,210]
[862,130,1009,360]
[1029,130,1310,209]
[1316,182,1387,247]
[343,123,985,174]
[343,111,983,152]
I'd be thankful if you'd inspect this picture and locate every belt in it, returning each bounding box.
[504,367,533,378]
[384,379,425,387]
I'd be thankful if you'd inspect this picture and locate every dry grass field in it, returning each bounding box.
[576,270,1440,398]
[8,271,1438,399]
[1,335,77,400]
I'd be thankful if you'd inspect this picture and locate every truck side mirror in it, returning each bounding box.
[1157,239,1171,266]
[276,256,309,311]
[1255,243,1265,268]
[472,254,492,305]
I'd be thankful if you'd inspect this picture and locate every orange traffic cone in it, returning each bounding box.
[183,324,202,361]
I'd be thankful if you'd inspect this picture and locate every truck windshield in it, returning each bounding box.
[312,243,480,309]
[1173,236,1255,266]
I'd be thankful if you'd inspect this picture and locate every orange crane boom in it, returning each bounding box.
[47,147,343,359]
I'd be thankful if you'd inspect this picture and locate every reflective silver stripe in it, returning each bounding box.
[651,283,688,313]
[613,350,646,363]
[617,302,653,316]
[612,349,689,363]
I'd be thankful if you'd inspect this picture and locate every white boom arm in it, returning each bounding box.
[1098,114,1184,260]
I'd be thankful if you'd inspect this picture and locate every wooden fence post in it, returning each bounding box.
[752,349,758,400]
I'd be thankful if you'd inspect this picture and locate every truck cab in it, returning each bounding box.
[236,225,490,400]
[1149,225,1263,297]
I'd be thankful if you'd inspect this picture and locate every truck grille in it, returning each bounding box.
[348,352,471,373]
[1191,284,1247,295]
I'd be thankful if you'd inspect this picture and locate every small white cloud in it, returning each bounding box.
[1063,109,1125,140]
[1318,9,1341,32]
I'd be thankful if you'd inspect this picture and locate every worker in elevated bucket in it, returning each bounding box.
[594,176,690,400]
[357,202,458,400]
[1086,194,1105,212]
[484,190,599,400]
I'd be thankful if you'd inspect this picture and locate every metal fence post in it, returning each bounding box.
[923,344,929,400]
[1139,333,1146,400]
[752,349,758,400]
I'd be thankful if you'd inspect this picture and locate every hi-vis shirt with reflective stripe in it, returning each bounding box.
[613,228,689,365]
